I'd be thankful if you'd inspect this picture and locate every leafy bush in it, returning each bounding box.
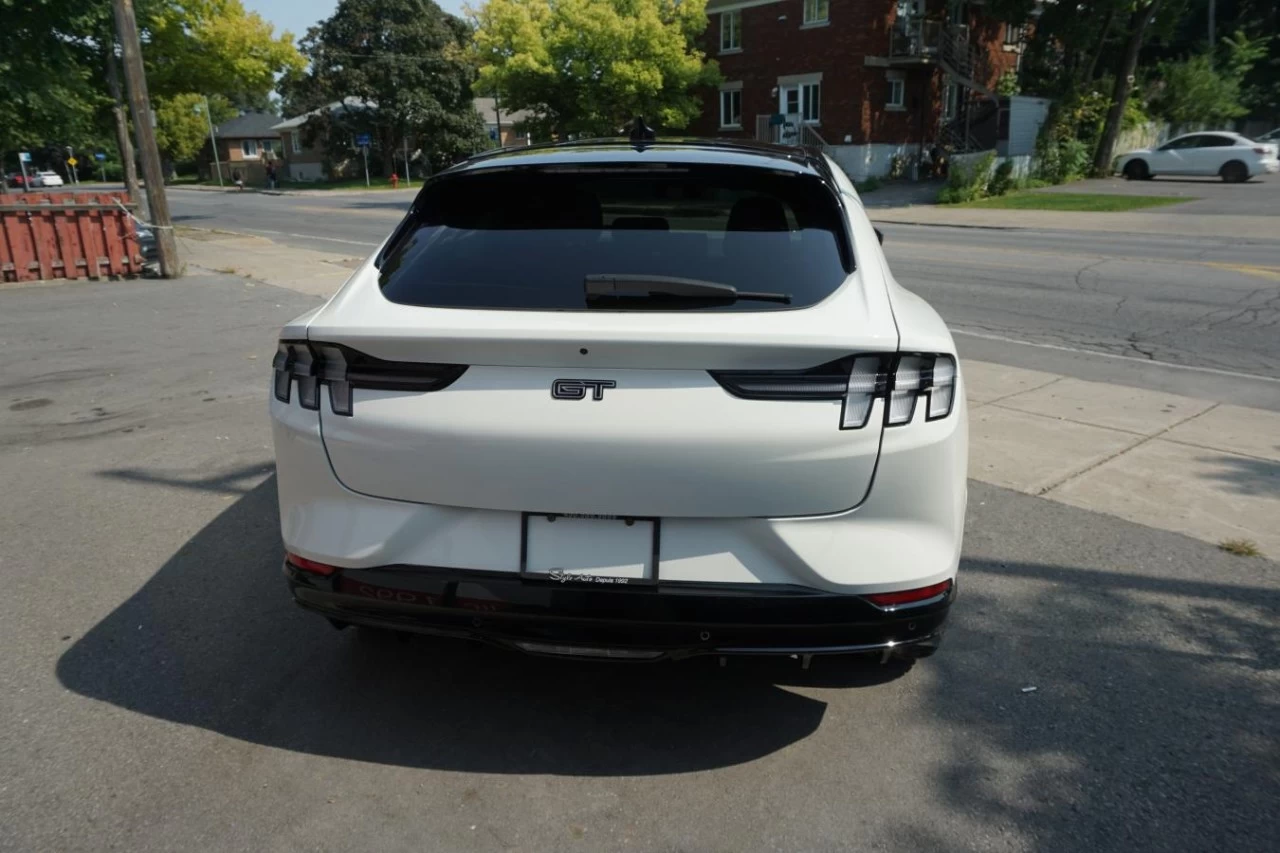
[937,152,995,204]
[996,71,1021,97]
[987,159,1015,197]
[857,176,882,193]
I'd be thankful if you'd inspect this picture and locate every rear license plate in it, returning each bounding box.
[521,513,658,585]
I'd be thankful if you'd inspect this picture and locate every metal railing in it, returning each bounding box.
[889,21,970,64]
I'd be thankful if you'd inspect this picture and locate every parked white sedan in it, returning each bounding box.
[1117,132,1279,182]
[32,170,64,188]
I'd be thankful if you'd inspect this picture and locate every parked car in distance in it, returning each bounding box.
[32,170,64,188]
[5,171,32,188]
[1117,132,1280,182]
[270,136,968,665]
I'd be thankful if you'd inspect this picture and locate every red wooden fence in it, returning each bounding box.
[0,192,145,283]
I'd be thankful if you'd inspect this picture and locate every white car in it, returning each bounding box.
[270,136,968,663]
[1117,131,1280,182]
[32,170,64,187]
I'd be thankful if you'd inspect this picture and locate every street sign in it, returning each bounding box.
[67,157,78,167]
[95,152,107,161]
[18,151,31,163]
[355,132,371,147]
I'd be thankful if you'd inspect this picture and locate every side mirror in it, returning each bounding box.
[874,227,884,245]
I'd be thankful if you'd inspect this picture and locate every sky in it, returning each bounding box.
[243,0,470,41]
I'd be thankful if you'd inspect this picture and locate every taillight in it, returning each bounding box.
[710,352,957,428]
[1253,147,1268,155]
[273,340,466,416]
[286,552,340,576]
[864,579,953,609]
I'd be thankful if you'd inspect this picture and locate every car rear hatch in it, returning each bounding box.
[298,158,899,518]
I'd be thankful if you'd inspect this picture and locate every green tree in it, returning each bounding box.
[290,0,487,173]
[141,0,304,100]
[0,0,105,175]
[471,0,720,138]
[154,93,236,166]
[1144,30,1269,127]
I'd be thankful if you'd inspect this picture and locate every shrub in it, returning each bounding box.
[857,176,882,193]
[937,152,995,204]
[987,159,1015,197]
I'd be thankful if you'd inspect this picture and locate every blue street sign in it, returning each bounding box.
[355,132,371,147]
[18,151,31,163]
[95,152,107,161]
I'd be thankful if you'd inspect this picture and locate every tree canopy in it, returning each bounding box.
[471,0,720,137]
[1,0,303,171]
[283,0,487,173]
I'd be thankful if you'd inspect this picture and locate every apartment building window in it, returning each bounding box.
[1004,22,1025,45]
[801,82,821,122]
[948,2,966,26]
[720,10,741,52]
[886,73,905,110]
[803,0,829,26]
[291,131,302,154]
[720,86,742,129]
[241,139,258,158]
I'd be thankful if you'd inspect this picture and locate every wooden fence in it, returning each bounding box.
[0,192,145,283]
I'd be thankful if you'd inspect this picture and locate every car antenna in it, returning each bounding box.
[628,116,656,147]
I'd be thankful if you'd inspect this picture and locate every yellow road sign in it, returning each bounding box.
[67,157,78,167]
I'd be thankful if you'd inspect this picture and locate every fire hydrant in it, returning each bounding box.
[390,172,399,190]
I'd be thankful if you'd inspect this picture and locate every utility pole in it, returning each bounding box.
[112,0,179,277]
[495,92,503,148]
[1208,0,1215,47]
[403,136,412,188]
[201,96,224,188]
[104,43,145,218]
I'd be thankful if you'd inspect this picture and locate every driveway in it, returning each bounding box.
[2,272,1278,852]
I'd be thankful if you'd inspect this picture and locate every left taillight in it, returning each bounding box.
[273,340,467,416]
[710,352,957,429]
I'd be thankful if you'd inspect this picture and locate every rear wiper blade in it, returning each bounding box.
[584,275,791,305]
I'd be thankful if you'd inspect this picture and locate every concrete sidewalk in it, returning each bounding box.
[180,227,1280,558]
[869,204,1280,241]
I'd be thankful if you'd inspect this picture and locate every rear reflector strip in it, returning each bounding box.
[710,352,957,429]
[286,552,341,576]
[863,579,953,609]
[274,340,467,416]
[513,642,664,660]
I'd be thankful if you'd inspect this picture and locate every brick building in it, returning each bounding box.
[691,0,1026,178]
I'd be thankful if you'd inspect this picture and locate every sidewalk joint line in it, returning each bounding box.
[967,376,1064,408]
[1036,402,1223,496]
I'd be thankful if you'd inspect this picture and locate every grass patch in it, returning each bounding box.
[954,192,1194,212]
[1219,538,1263,558]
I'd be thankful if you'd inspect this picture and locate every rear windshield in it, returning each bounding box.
[377,164,850,311]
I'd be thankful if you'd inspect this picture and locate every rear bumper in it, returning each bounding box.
[286,561,952,660]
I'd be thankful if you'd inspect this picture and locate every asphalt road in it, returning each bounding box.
[163,186,1280,407]
[1,272,1277,852]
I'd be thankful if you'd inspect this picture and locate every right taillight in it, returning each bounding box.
[711,352,957,429]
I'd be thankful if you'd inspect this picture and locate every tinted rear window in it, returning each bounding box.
[377,164,850,311]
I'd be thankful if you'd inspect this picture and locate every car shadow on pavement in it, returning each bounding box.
[55,475,907,776]
[898,542,1280,850]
